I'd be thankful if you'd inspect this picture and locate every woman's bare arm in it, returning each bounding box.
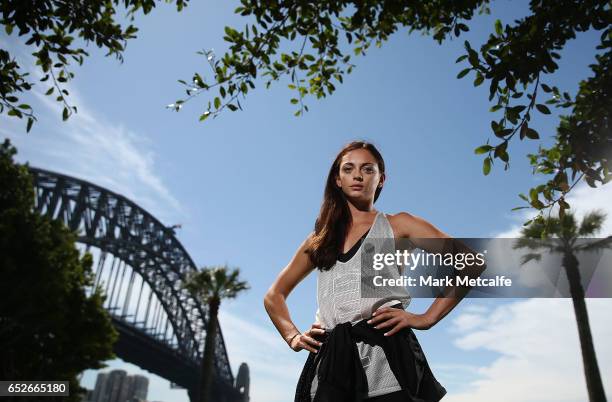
[390,212,486,327]
[263,232,323,351]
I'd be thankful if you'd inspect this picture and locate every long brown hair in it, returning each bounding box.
[307,140,386,271]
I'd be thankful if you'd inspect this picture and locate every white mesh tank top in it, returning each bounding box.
[310,211,413,398]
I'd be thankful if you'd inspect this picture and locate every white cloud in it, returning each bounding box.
[0,45,183,224]
[448,310,488,333]
[444,298,612,402]
[445,181,612,401]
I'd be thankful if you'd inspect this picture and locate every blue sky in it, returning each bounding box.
[2,1,612,401]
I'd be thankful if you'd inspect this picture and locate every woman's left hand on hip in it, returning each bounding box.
[367,307,435,335]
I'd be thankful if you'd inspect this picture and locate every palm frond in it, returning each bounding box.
[183,264,250,304]
[512,237,557,251]
[578,210,607,236]
[519,252,543,265]
[575,235,612,253]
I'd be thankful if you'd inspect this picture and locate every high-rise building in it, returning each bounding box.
[90,370,149,402]
[131,375,149,401]
[107,370,127,402]
[116,374,133,402]
[80,388,94,402]
[92,372,109,402]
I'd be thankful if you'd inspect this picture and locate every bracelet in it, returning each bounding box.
[287,332,300,346]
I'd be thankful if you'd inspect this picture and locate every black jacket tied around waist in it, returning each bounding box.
[294,306,447,402]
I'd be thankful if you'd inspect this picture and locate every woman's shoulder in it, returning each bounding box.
[386,211,450,239]
[384,211,425,239]
[298,231,315,251]
[301,230,320,255]
[305,230,316,243]
[385,211,416,220]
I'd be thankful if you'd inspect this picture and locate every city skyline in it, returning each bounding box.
[87,369,149,402]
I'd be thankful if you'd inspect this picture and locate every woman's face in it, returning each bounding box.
[335,148,384,201]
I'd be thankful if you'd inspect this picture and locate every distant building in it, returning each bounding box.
[80,388,94,402]
[91,372,109,402]
[107,370,126,402]
[131,375,149,401]
[90,370,149,402]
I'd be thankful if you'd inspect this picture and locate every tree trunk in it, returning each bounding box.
[563,252,607,402]
[199,299,220,402]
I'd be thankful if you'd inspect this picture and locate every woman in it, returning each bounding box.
[264,140,467,401]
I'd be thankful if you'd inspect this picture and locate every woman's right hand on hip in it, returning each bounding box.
[290,322,325,353]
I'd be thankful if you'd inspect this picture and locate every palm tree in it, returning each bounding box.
[183,265,250,402]
[514,209,611,402]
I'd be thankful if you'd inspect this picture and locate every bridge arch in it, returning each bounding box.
[28,167,245,401]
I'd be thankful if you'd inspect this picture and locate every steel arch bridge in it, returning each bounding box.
[28,166,248,402]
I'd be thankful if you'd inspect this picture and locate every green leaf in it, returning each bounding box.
[214,97,221,109]
[290,98,299,104]
[26,117,34,132]
[483,157,491,175]
[529,188,538,203]
[498,149,509,162]
[199,111,210,121]
[520,123,528,140]
[559,198,570,209]
[535,104,551,114]
[62,107,69,121]
[526,128,539,139]
[489,79,499,101]
[194,73,204,87]
[495,19,503,36]
[494,128,513,139]
[8,108,22,118]
[474,145,493,154]
[224,26,238,38]
[490,119,499,133]
[457,68,471,79]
